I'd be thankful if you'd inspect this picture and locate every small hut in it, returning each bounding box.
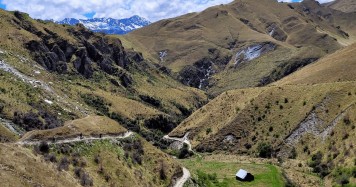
[236,169,254,182]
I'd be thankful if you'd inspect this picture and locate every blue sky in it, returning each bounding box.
[0,0,334,21]
[0,1,5,10]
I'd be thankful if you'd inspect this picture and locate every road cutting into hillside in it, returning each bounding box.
[174,167,191,187]
[16,130,191,187]
[164,132,197,187]
[163,132,192,151]
[16,131,134,146]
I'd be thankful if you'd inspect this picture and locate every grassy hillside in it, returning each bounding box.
[182,156,286,187]
[0,9,208,148]
[169,42,356,184]
[123,0,356,95]
[327,0,356,13]
[1,116,183,186]
[0,143,80,187]
[0,9,205,187]
[170,82,356,185]
[275,43,356,85]
[20,116,127,141]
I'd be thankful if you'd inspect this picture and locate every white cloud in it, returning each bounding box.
[2,0,233,21]
[2,0,335,21]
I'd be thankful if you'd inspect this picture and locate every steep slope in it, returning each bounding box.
[275,43,356,85]
[169,44,356,185]
[57,16,151,35]
[0,9,207,148]
[0,143,80,187]
[327,0,356,13]
[123,0,356,95]
[1,116,183,187]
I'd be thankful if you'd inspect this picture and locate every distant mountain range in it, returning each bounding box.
[56,15,150,35]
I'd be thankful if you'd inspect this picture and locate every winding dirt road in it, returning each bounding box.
[163,132,192,151]
[174,167,191,187]
[16,131,134,146]
[163,133,196,186]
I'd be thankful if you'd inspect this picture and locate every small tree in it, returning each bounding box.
[38,141,49,154]
[289,147,297,159]
[57,157,70,171]
[206,128,212,135]
[178,143,193,159]
[257,142,273,158]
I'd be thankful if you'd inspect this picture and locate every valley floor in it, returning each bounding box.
[180,154,322,187]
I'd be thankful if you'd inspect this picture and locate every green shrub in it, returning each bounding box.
[257,142,273,158]
[178,143,193,159]
[309,152,330,178]
[57,157,70,171]
[289,147,297,159]
[206,128,212,135]
[81,94,110,115]
[343,115,351,125]
[195,170,228,187]
[332,167,356,185]
[139,95,161,108]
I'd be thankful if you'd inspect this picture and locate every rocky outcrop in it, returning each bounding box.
[266,23,288,41]
[179,58,214,89]
[19,16,142,83]
[73,48,94,78]
[178,48,231,89]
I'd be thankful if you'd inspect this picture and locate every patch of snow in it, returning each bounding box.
[159,51,167,62]
[198,65,214,89]
[269,27,275,36]
[235,43,276,65]
[56,16,151,35]
[44,99,54,105]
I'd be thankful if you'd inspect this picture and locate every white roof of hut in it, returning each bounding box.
[236,169,248,179]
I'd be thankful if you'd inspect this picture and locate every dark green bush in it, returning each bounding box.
[57,157,70,171]
[81,94,110,115]
[139,95,161,107]
[195,170,228,187]
[257,142,273,158]
[38,141,49,154]
[309,151,330,178]
[289,147,297,159]
[178,143,193,159]
[144,115,176,133]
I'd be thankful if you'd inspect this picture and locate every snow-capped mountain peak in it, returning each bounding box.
[57,15,150,35]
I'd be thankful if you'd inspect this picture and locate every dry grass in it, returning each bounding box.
[0,125,18,142]
[275,43,356,85]
[68,136,182,187]
[20,115,127,141]
[0,143,80,187]
[123,0,356,94]
[328,0,356,13]
[171,81,356,172]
